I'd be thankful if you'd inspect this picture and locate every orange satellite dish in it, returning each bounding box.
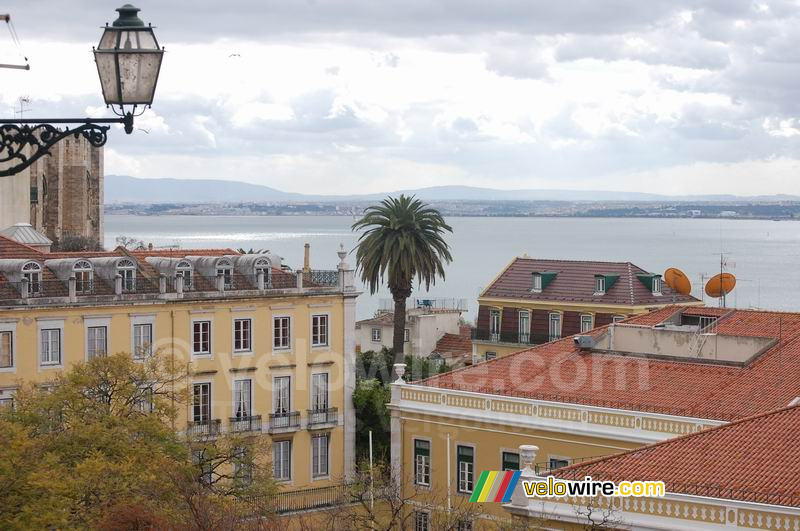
[664,267,692,295]
[705,273,736,298]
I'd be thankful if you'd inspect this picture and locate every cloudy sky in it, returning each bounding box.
[2,1,800,196]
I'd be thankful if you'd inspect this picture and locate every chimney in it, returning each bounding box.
[303,243,311,273]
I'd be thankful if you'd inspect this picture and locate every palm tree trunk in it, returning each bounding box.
[392,294,407,368]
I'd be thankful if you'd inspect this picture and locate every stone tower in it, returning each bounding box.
[29,135,103,245]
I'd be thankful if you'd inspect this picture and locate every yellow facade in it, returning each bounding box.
[389,383,723,524]
[0,250,359,492]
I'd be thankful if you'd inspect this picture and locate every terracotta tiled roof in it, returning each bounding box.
[419,307,800,421]
[550,405,800,507]
[434,331,472,358]
[482,257,698,305]
[357,313,395,327]
[0,235,44,259]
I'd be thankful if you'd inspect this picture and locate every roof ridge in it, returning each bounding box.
[551,403,800,477]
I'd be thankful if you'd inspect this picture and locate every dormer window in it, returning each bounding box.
[216,259,233,289]
[117,259,136,292]
[594,276,606,295]
[176,260,193,290]
[73,260,93,294]
[652,276,662,296]
[22,261,42,296]
[254,257,271,286]
[532,273,542,293]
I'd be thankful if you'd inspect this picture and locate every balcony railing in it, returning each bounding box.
[229,414,262,433]
[241,482,359,516]
[307,407,338,427]
[471,329,554,345]
[187,419,221,437]
[303,270,339,288]
[268,411,300,431]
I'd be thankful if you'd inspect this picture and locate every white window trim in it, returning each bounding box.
[272,373,292,414]
[548,312,562,340]
[130,314,156,360]
[310,372,329,412]
[0,322,17,373]
[232,316,254,355]
[413,436,433,488]
[272,314,292,352]
[190,380,213,423]
[273,439,292,483]
[594,276,606,295]
[371,328,382,342]
[652,276,663,296]
[84,316,111,361]
[580,313,594,333]
[310,433,331,481]
[37,318,65,370]
[532,273,542,293]
[231,378,254,419]
[310,313,330,349]
[455,441,476,495]
[191,318,213,357]
[613,315,626,323]
[414,510,431,531]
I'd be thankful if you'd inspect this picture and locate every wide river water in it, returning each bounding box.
[105,215,800,321]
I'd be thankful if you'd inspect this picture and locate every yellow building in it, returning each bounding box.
[390,305,800,528]
[0,236,359,490]
[473,257,701,360]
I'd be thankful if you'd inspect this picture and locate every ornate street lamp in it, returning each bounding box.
[0,4,164,177]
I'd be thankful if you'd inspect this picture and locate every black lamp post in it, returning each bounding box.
[0,4,163,177]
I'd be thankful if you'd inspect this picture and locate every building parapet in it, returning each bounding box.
[391,383,725,444]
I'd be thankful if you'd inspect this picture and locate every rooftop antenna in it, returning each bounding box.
[14,96,31,119]
[1,14,30,70]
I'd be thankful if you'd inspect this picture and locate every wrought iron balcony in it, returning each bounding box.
[229,414,262,433]
[268,411,300,432]
[187,418,221,437]
[302,270,339,288]
[471,328,554,345]
[307,407,338,428]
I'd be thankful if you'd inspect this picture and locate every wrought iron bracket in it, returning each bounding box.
[0,114,133,177]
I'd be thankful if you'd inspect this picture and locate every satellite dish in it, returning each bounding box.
[705,273,736,298]
[664,267,692,295]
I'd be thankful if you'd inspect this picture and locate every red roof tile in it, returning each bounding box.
[551,405,800,506]
[0,235,44,259]
[419,307,800,421]
[482,257,698,306]
[435,332,472,358]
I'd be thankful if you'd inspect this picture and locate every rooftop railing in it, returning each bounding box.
[471,328,553,345]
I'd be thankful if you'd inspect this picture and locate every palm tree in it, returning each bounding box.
[352,195,453,368]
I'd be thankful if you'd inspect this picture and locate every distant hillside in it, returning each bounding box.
[105,175,800,204]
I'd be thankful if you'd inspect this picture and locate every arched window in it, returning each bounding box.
[73,260,93,293]
[176,260,193,290]
[216,258,233,289]
[117,259,136,292]
[254,257,271,286]
[22,261,42,295]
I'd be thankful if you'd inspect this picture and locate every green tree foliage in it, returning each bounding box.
[352,195,452,365]
[0,352,276,530]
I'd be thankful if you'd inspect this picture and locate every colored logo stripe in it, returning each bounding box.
[469,471,521,502]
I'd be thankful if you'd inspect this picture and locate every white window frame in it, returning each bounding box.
[233,317,252,354]
[73,260,93,293]
[22,261,42,296]
[371,328,381,342]
[192,319,212,356]
[86,325,108,360]
[613,315,626,324]
[192,381,212,423]
[131,314,155,360]
[311,373,329,412]
[311,433,330,479]
[548,312,562,341]
[84,316,111,361]
[414,438,431,487]
[133,323,153,359]
[273,375,291,414]
[38,319,64,369]
[485,351,497,361]
[273,315,291,351]
[176,260,193,290]
[489,309,501,341]
[404,328,410,342]
[273,439,292,482]
[532,273,542,293]
[117,259,137,292]
[216,258,233,289]
[456,444,475,494]
[254,257,271,287]
[580,314,594,333]
[232,378,252,419]
[518,310,530,343]
[0,322,16,372]
[311,314,329,348]
[595,276,606,295]
[652,276,663,296]
[414,511,430,531]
